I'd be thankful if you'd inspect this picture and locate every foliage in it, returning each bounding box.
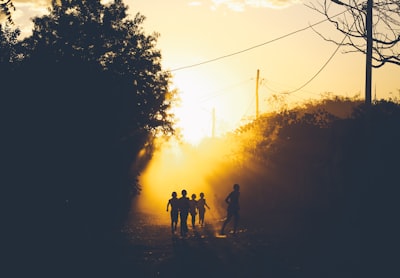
[227,96,362,167]
[208,96,400,270]
[3,1,175,273]
[21,0,174,138]
[0,22,19,67]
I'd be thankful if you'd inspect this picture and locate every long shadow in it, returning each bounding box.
[155,225,291,278]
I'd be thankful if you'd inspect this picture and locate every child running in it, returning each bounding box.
[166,191,179,234]
[189,193,198,229]
[178,189,190,237]
[197,192,210,227]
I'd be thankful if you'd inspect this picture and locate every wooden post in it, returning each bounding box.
[256,69,260,118]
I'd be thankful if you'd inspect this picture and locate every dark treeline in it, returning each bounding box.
[2,1,174,277]
[205,97,400,277]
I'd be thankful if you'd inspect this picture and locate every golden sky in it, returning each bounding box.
[10,0,400,144]
[127,0,400,142]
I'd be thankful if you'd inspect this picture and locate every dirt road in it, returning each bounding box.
[115,208,358,278]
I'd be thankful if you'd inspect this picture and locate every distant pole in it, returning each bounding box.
[365,0,373,105]
[212,107,215,138]
[255,69,260,119]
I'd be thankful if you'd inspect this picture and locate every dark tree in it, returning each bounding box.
[0,22,19,74]
[3,1,175,276]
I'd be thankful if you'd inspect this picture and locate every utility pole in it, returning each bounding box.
[255,69,260,119]
[365,0,373,105]
[332,0,373,104]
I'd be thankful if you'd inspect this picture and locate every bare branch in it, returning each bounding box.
[307,0,400,68]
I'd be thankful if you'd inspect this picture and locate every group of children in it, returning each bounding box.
[166,184,241,237]
[166,189,210,236]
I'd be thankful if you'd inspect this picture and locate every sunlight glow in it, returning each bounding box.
[173,103,211,145]
[12,2,49,38]
[171,74,214,145]
[136,139,225,225]
[134,135,246,226]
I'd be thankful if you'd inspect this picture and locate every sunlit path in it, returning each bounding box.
[134,138,230,224]
[122,204,271,278]
[122,201,341,278]
[128,199,225,240]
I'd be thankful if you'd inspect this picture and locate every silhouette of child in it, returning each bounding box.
[178,189,190,237]
[189,193,198,229]
[197,192,210,227]
[166,191,179,234]
[220,184,240,235]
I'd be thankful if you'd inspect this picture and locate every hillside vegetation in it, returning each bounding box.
[201,96,399,274]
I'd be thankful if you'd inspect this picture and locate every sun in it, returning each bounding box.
[171,73,214,145]
[173,96,212,145]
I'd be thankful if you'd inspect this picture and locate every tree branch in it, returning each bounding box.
[307,0,400,68]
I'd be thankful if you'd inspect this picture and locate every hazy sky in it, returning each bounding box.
[11,0,400,143]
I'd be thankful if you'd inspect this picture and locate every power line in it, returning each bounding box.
[170,11,347,72]
[284,19,357,94]
[282,49,340,94]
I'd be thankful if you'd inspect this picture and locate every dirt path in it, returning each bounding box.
[114,208,353,278]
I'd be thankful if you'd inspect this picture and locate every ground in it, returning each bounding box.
[112,208,359,278]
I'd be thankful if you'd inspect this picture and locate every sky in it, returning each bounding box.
[9,0,400,144]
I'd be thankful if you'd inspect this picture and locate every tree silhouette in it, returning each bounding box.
[308,0,400,104]
[0,22,19,67]
[3,1,175,275]
[308,0,400,68]
[208,97,399,277]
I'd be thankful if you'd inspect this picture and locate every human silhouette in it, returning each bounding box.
[189,194,198,229]
[220,184,240,235]
[197,192,210,227]
[166,191,179,234]
[178,189,190,237]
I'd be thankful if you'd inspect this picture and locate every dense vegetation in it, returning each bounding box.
[204,96,400,275]
[2,1,175,276]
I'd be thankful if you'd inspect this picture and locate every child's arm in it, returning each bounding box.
[205,200,210,209]
[166,200,170,211]
[225,193,231,204]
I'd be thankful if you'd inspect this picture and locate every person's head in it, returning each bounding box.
[181,189,187,197]
[172,191,177,198]
[199,192,204,198]
[191,193,196,200]
[233,184,240,191]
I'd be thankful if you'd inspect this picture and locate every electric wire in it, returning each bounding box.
[173,7,359,124]
[284,18,358,94]
[170,10,348,72]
